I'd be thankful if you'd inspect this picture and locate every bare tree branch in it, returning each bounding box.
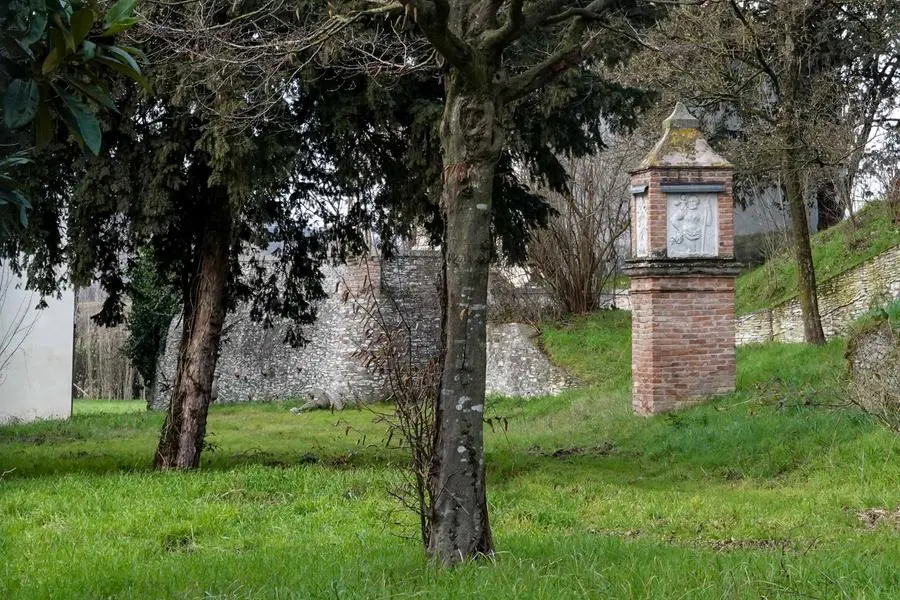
[402,0,476,75]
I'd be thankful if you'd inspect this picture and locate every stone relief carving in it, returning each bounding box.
[634,194,649,257]
[667,193,718,257]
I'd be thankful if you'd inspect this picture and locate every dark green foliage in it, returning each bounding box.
[65,93,336,341]
[4,2,657,472]
[308,65,653,265]
[124,248,179,393]
[6,1,655,318]
[0,152,32,239]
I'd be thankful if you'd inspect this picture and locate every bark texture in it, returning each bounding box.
[154,189,233,469]
[427,71,502,564]
[783,156,826,345]
[398,0,633,564]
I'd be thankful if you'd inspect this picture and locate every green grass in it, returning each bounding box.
[74,399,146,415]
[1,312,898,598]
[735,201,900,315]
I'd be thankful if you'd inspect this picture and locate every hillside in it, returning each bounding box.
[735,201,900,314]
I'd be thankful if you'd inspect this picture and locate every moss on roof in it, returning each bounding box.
[636,103,732,170]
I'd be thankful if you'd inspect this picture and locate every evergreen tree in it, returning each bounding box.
[124,247,179,404]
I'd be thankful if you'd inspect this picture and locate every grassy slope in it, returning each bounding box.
[735,201,900,315]
[1,313,899,599]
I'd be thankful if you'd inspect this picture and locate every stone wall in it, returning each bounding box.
[486,323,574,398]
[381,251,443,366]
[152,259,387,409]
[735,310,772,345]
[152,252,570,409]
[737,244,900,344]
[846,320,899,424]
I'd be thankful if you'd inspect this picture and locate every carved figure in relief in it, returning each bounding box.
[670,194,712,254]
[635,195,648,256]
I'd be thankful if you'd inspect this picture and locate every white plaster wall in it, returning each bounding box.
[0,266,74,423]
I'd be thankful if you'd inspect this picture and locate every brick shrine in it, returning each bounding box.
[625,103,741,415]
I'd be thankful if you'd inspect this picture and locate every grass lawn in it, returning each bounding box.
[1,312,898,598]
[735,201,900,315]
[73,400,146,415]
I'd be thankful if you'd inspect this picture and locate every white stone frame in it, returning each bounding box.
[634,194,649,258]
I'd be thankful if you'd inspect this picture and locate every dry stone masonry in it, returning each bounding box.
[486,323,574,397]
[736,244,900,344]
[152,251,571,410]
[846,318,899,421]
[624,103,740,415]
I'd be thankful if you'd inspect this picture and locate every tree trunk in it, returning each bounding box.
[426,73,502,565]
[783,162,826,345]
[780,19,826,346]
[154,188,232,469]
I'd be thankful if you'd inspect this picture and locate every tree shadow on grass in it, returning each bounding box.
[0,426,407,481]
[2,360,891,489]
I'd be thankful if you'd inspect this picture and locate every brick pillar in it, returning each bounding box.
[625,103,741,415]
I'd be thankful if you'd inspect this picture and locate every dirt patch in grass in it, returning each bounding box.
[589,527,644,539]
[857,507,900,530]
[590,530,794,553]
[529,442,617,459]
[701,538,791,552]
[205,488,295,505]
[0,431,85,445]
[161,531,198,553]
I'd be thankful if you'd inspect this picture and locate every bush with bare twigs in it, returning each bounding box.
[345,262,441,548]
[526,140,644,315]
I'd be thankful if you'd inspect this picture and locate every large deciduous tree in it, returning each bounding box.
[322,0,661,564]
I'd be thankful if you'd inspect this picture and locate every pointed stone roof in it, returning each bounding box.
[636,102,732,170]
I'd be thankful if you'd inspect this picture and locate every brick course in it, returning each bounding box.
[630,275,735,414]
[626,104,737,415]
